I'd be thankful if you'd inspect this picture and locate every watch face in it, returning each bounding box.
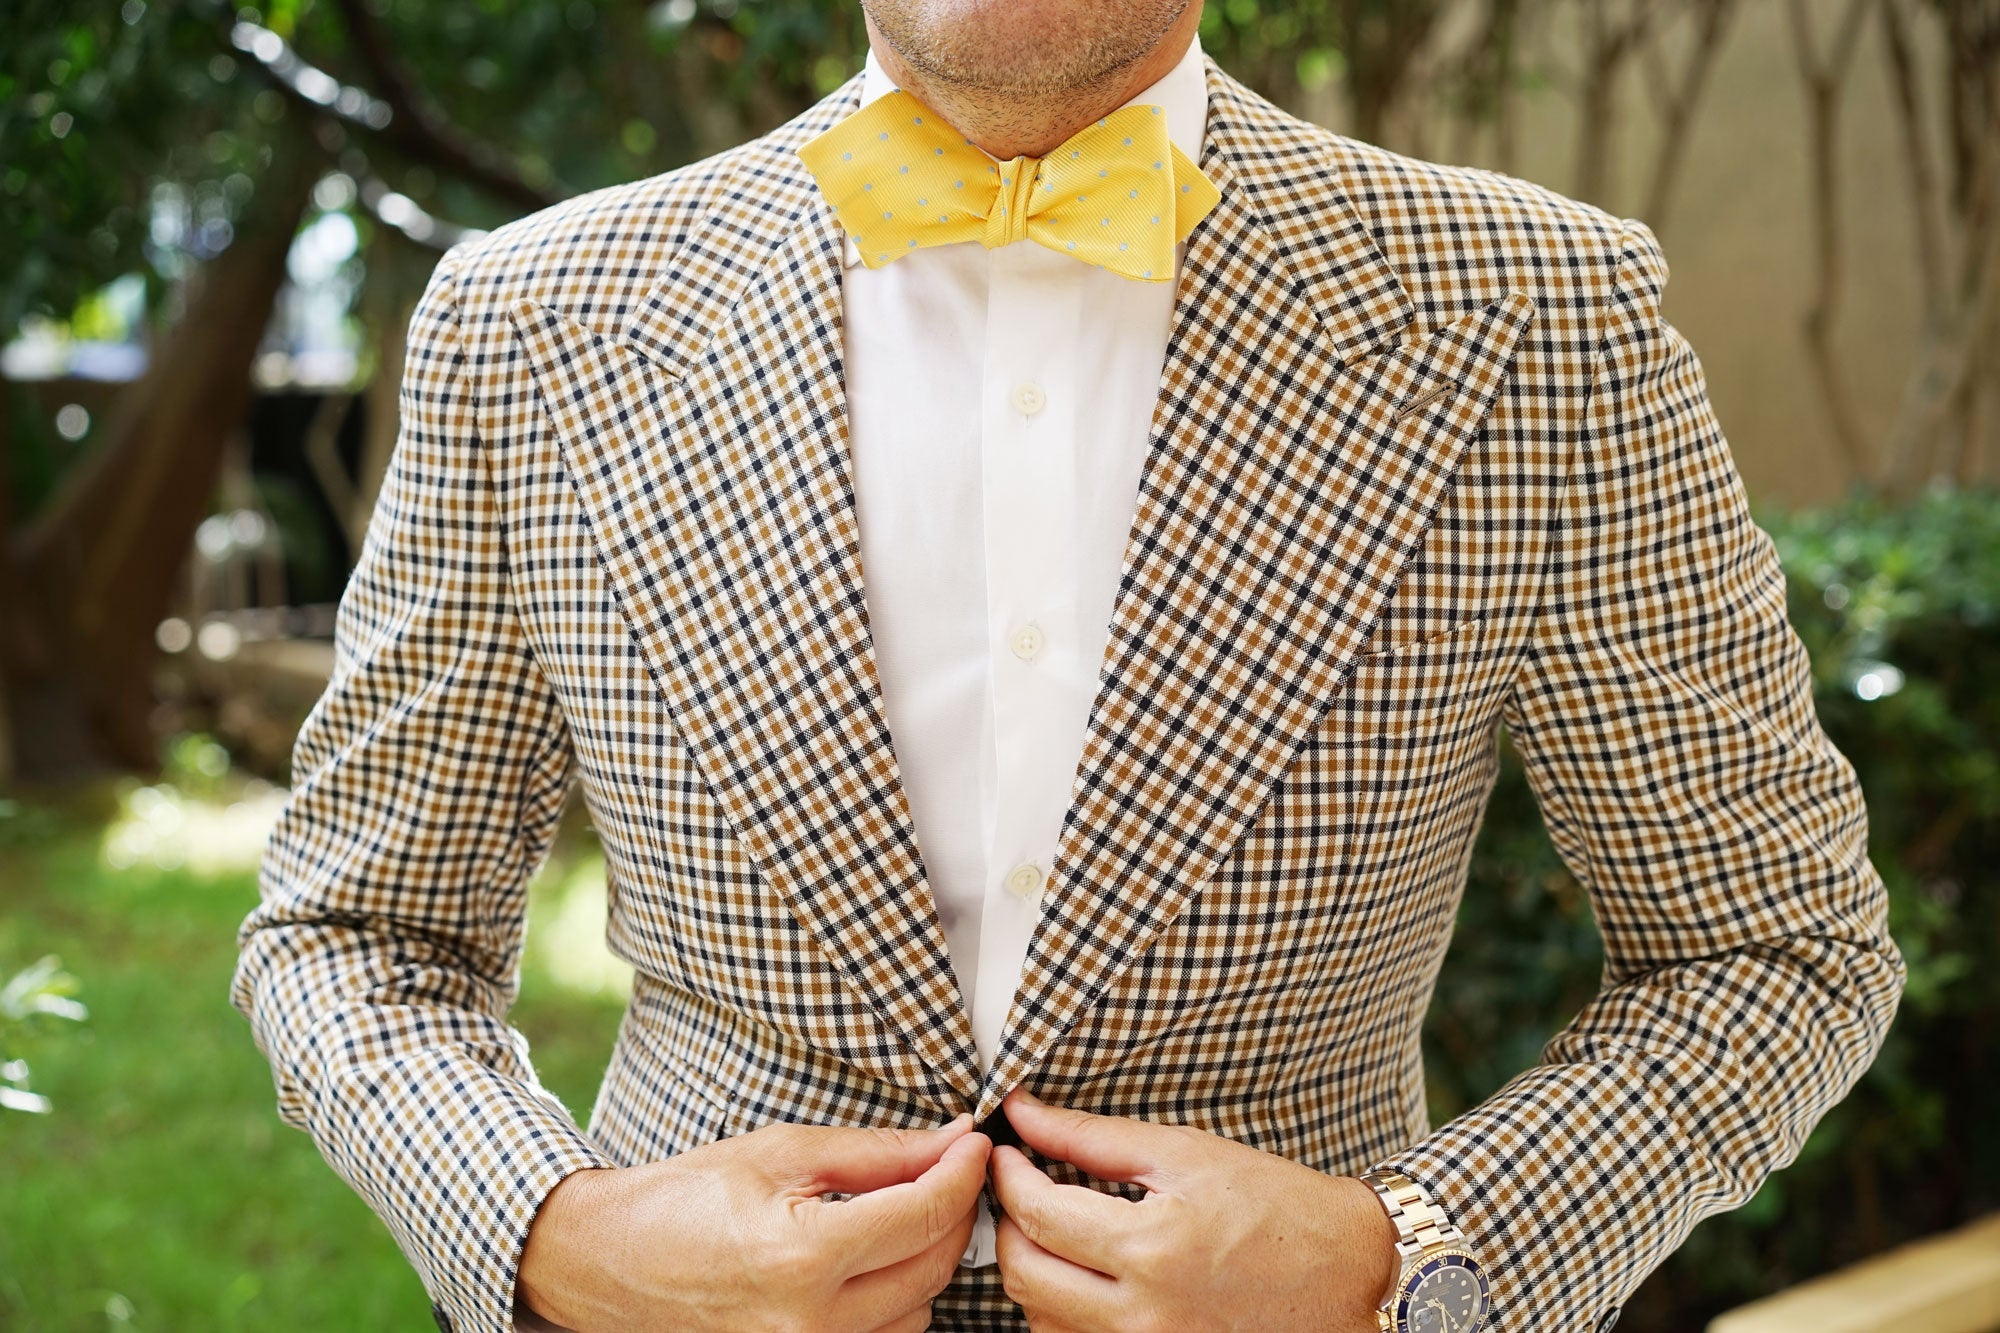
[1395,1250,1490,1333]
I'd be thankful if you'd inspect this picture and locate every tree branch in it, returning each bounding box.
[1877,0,1944,304]
[1637,0,1738,229]
[327,0,563,214]
[231,21,500,251]
[1785,0,1877,484]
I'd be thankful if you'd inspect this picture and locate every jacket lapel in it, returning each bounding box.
[512,56,1537,1121]
[970,60,1538,1120]
[511,72,989,1105]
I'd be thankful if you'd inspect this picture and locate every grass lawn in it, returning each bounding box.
[0,752,629,1331]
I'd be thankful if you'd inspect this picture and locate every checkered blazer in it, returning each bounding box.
[231,51,1905,1333]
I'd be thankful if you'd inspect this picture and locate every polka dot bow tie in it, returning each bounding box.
[797,88,1221,282]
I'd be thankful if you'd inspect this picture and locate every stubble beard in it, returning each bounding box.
[864,0,1192,100]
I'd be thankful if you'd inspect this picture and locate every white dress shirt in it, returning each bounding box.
[839,33,1210,1268]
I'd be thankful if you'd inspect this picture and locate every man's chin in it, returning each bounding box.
[866,0,1171,96]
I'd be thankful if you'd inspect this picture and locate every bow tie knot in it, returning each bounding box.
[798,89,1220,282]
[986,155,1039,249]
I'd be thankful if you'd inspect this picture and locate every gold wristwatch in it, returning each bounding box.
[1358,1169,1490,1333]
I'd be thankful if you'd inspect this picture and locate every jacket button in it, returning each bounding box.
[1596,1309,1621,1331]
[977,1103,1022,1152]
[429,1301,452,1332]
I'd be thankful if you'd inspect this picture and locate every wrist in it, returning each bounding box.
[1352,1175,1402,1309]
[516,1165,619,1325]
[1320,1174,1402,1316]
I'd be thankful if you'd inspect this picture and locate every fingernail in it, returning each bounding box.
[1014,1086,1042,1105]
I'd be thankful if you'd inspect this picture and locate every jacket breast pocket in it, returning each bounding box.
[1324,613,1490,742]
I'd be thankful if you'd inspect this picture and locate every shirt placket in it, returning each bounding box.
[963,241,1088,1270]
[971,243,1087,1076]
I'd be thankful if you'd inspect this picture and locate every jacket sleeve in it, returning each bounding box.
[230,243,616,1333]
[1367,216,1907,1330]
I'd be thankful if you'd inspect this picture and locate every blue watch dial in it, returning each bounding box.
[1394,1251,1489,1333]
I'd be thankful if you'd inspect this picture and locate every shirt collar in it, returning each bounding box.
[843,32,1210,269]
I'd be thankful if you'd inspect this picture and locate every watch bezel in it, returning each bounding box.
[1390,1245,1490,1333]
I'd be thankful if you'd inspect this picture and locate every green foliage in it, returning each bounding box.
[1,0,250,332]
[0,809,435,1326]
[0,798,86,1120]
[1,0,873,341]
[0,763,624,1329]
[1431,483,2000,1326]
[0,953,88,1116]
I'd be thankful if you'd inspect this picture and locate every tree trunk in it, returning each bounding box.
[1,140,317,786]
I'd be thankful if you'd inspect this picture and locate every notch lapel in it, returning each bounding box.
[511,73,988,1106]
[970,59,1539,1121]
[510,57,1537,1123]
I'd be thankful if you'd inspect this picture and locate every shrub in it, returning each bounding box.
[1430,483,2000,1327]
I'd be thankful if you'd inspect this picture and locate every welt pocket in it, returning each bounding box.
[1328,613,1490,740]
[1355,612,1489,659]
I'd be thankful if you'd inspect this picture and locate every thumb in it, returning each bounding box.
[774,1112,978,1196]
[1001,1086,1174,1189]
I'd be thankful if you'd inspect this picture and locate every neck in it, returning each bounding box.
[863,9,1200,161]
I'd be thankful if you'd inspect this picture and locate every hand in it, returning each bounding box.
[988,1086,1399,1332]
[515,1111,992,1332]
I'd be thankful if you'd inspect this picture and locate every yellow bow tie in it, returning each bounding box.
[797,88,1220,282]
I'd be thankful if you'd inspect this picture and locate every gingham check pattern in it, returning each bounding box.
[231,52,1906,1333]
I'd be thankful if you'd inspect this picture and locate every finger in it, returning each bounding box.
[994,1207,1125,1331]
[809,1127,991,1276]
[988,1143,1139,1276]
[1000,1086,1172,1188]
[773,1113,976,1197]
[832,1186,977,1329]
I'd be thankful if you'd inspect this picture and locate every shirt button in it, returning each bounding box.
[1012,382,1046,416]
[1005,862,1044,898]
[1009,622,1044,660]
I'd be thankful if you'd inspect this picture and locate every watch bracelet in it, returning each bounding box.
[1361,1168,1465,1265]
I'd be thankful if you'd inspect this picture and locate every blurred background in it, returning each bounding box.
[2,0,1996,1329]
